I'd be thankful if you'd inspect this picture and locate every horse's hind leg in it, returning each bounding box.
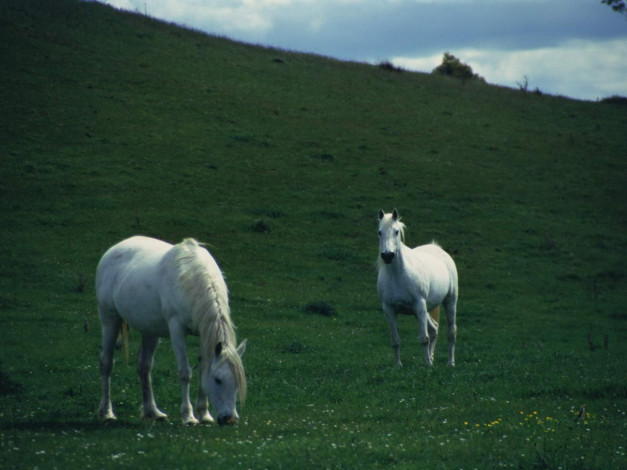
[138,335,168,420]
[98,317,120,420]
[443,297,457,366]
[427,307,440,363]
[416,299,433,366]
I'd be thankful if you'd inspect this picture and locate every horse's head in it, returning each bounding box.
[203,340,247,426]
[378,208,405,265]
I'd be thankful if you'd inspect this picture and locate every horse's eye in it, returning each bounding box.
[378,231,382,237]
[394,230,399,236]
[215,378,222,385]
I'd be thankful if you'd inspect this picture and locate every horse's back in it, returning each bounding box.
[411,243,458,297]
[96,236,173,330]
[413,243,456,273]
[96,236,172,289]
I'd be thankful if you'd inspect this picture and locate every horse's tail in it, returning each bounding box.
[429,307,440,325]
[120,320,130,365]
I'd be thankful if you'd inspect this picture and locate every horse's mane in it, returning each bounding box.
[171,238,246,403]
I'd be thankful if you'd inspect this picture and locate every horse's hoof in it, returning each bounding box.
[199,414,215,425]
[143,411,168,421]
[183,417,199,426]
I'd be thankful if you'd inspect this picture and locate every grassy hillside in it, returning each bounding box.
[1,0,626,468]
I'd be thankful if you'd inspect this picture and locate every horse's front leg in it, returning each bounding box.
[195,356,214,424]
[168,322,198,425]
[196,381,214,424]
[383,304,402,367]
[416,299,433,366]
[138,335,168,420]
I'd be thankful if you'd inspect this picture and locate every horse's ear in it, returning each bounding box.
[215,342,223,357]
[237,339,247,358]
[378,209,385,221]
[392,208,399,220]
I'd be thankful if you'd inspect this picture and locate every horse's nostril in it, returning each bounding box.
[381,252,395,264]
[218,415,238,426]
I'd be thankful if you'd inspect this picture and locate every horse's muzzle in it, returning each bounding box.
[218,415,239,426]
[381,252,395,264]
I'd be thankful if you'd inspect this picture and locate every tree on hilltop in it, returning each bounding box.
[432,53,485,83]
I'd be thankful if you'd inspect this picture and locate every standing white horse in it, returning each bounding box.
[376,209,458,367]
[96,236,247,425]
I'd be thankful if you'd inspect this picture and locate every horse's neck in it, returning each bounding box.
[381,243,410,276]
[394,243,411,269]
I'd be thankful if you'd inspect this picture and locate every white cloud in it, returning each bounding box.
[100,0,136,10]
[392,38,627,100]
[147,1,274,34]
[102,0,280,33]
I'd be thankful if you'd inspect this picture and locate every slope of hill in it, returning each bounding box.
[1,0,626,468]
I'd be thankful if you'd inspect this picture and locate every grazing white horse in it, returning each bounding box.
[96,236,247,425]
[376,209,458,367]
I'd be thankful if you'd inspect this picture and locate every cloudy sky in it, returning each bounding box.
[96,0,627,101]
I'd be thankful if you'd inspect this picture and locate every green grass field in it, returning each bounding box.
[1,0,626,468]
